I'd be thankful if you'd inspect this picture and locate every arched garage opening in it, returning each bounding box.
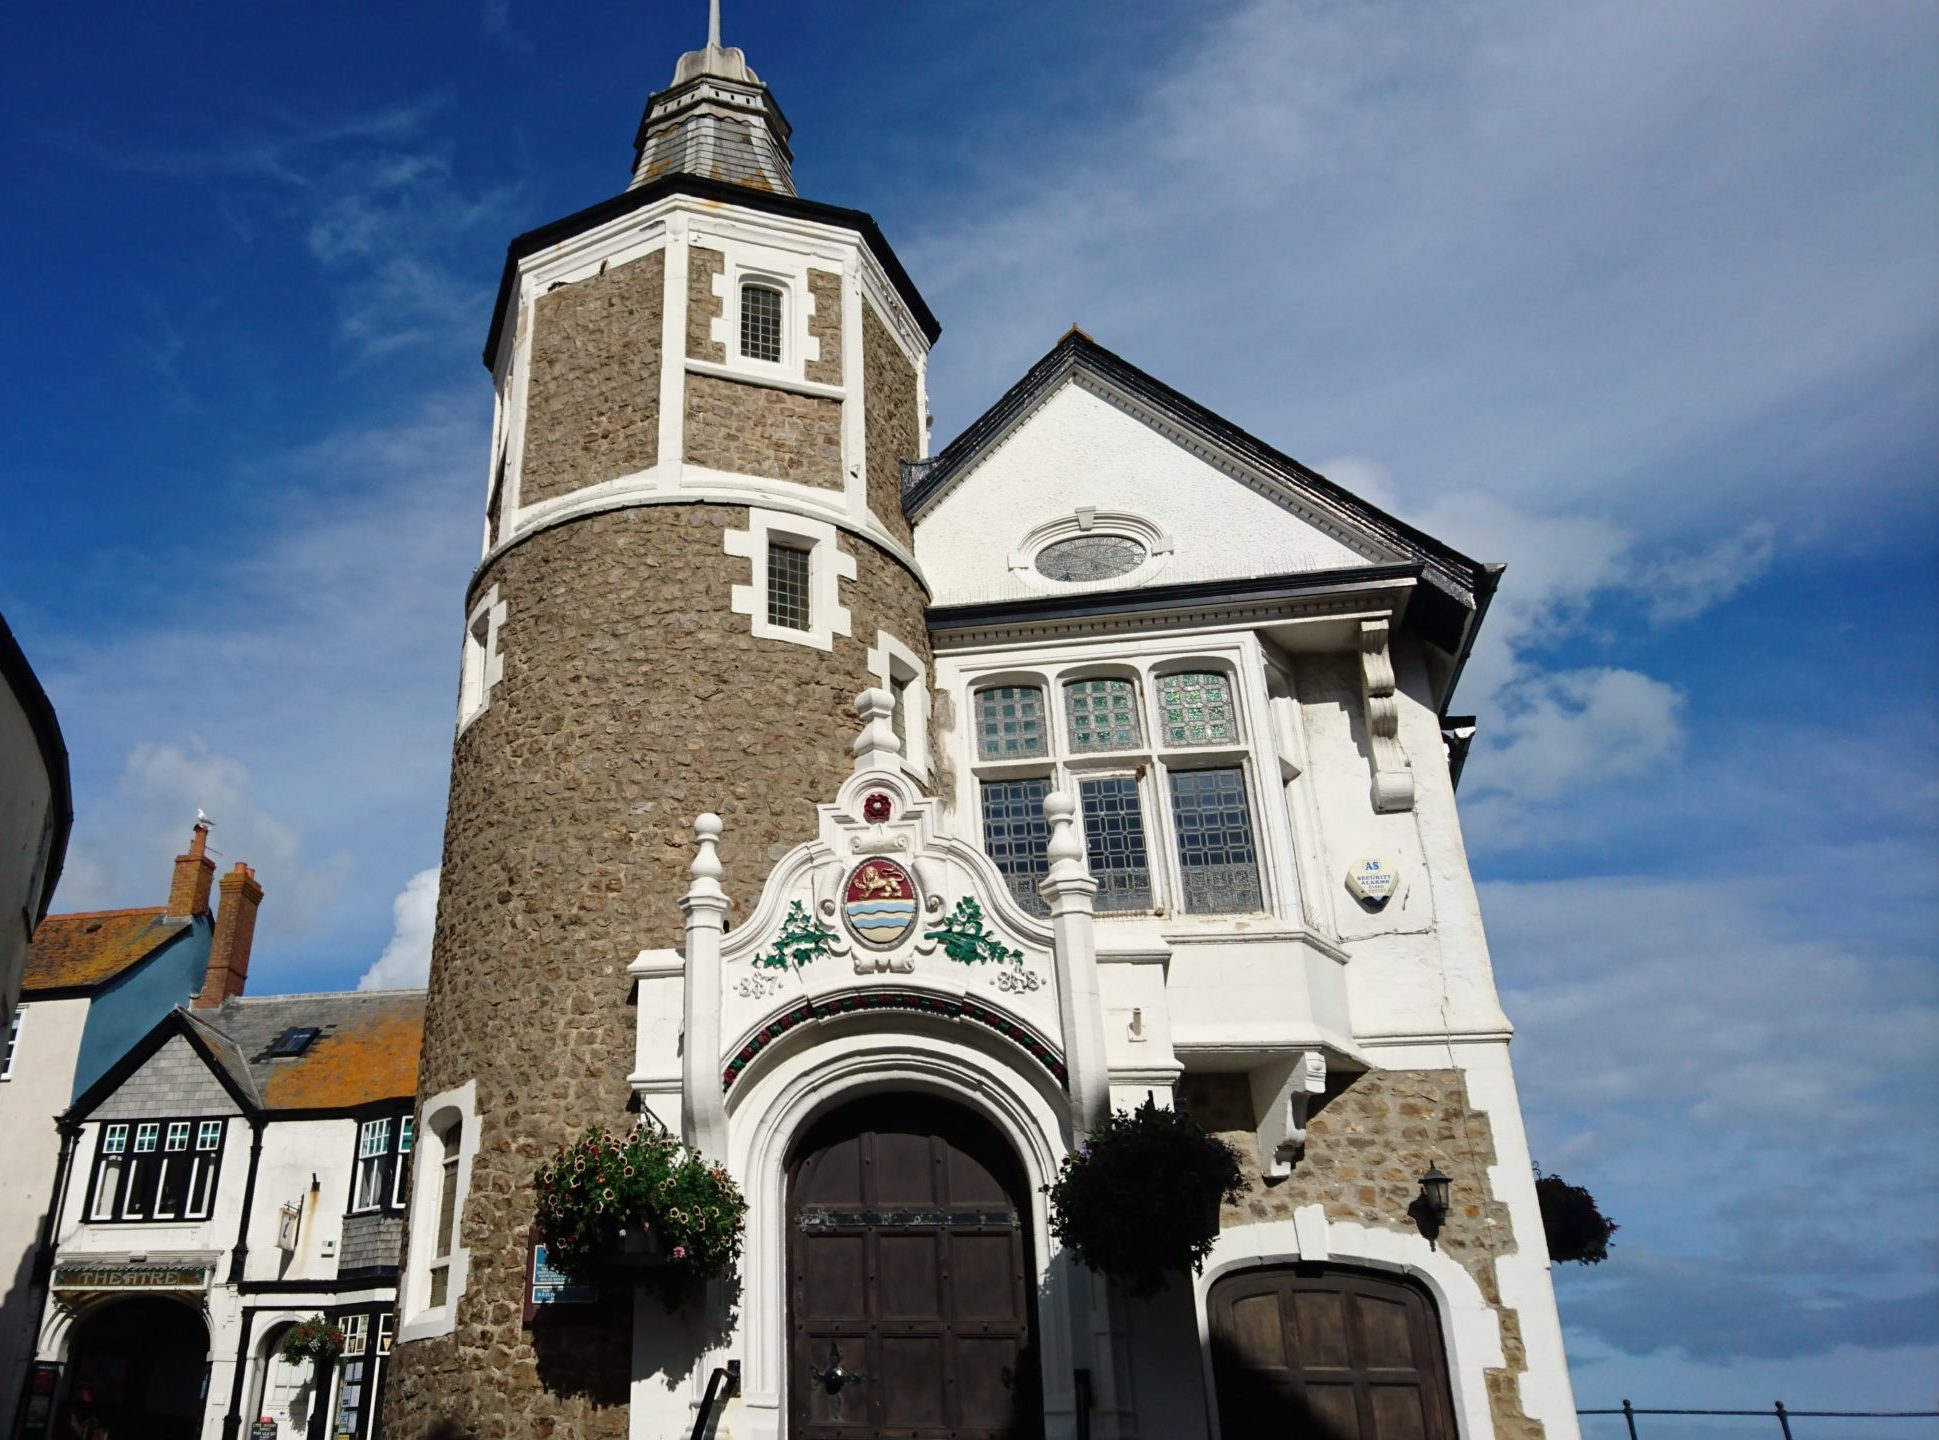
[1207,1264,1458,1440]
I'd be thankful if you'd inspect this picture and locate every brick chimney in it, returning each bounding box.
[195,863,264,1009]
[168,821,216,918]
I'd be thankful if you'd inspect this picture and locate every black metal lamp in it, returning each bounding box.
[1418,1164,1453,1225]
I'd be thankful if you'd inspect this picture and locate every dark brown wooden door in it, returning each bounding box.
[788,1096,1042,1440]
[1209,1267,1457,1440]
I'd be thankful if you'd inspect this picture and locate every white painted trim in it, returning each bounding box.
[724,508,855,652]
[1192,1211,1504,1440]
[721,1029,1078,1440]
[866,629,931,781]
[683,356,845,403]
[1008,507,1178,594]
[455,585,507,736]
[397,1079,479,1344]
[480,463,925,592]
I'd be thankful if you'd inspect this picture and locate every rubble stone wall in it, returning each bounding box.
[383,503,928,1438]
[685,373,843,488]
[862,302,918,546]
[517,250,664,506]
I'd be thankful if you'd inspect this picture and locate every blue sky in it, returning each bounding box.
[3,0,1934,1420]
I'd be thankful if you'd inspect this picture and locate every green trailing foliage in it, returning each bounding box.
[534,1123,748,1306]
[755,900,836,972]
[924,896,1023,967]
[1046,1097,1246,1297]
[1533,1167,1618,1265]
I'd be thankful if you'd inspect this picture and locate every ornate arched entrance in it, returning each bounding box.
[59,1295,209,1440]
[786,1094,1044,1439]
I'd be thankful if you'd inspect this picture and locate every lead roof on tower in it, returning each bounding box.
[629,0,795,195]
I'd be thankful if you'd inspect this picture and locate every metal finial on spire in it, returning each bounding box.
[709,0,721,48]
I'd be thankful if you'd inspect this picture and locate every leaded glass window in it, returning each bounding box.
[1035,534,1147,582]
[979,778,1051,916]
[1158,671,1237,746]
[1078,776,1152,912]
[1064,678,1142,752]
[766,542,811,630]
[740,283,782,362]
[1169,767,1262,913]
[975,686,1046,760]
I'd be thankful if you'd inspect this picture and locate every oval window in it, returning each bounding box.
[1035,534,1147,583]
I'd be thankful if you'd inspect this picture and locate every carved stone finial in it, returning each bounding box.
[851,688,902,773]
[684,812,728,916]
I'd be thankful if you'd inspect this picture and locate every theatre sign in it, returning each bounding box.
[49,1257,214,1293]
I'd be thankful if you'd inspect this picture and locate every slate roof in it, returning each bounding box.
[22,907,195,995]
[180,991,426,1113]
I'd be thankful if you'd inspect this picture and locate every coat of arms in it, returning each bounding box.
[842,860,918,947]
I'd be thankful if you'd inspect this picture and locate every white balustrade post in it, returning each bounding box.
[680,813,730,1160]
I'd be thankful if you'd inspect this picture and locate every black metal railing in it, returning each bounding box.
[1581,1401,1939,1440]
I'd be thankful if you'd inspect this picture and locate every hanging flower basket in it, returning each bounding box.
[533,1122,748,1306]
[1534,1169,1618,1265]
[277,1315,345,1365]
[1046,1098,1245,1298]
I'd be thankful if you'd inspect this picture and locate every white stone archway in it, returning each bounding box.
[722,1017,1079,1440]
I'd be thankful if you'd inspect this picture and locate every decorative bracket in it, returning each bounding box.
[1251,1050,1328,1178]
[1358,619,1415,812]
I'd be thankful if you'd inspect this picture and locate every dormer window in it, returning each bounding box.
[740,283,783,362]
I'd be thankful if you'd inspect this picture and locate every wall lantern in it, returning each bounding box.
[1418,1164,1453,1226]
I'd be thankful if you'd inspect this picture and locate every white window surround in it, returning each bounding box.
[867,630,931,780]
[398,1079,479,1344]
[1007,507,1176,593]
[707,250,825,385]
[457,585,508,734]
[954,646,1288,926]
[725,508,855,652]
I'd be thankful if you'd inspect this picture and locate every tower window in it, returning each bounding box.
[740,283,783,363]
[766,542,812,630]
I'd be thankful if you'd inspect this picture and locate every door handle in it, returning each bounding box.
[810,1341,866,1395]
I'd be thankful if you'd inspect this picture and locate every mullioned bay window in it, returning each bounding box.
[969,664,1265,919]
[88,1117,227,1223]
[351,1111,414,1214]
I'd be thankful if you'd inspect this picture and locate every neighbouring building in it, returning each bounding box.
[0,823,235,1427]
[379,17,1581,1440]
[15,985,424,1440]
[0,611,71,1037]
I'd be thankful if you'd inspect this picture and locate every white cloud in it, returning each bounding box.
[359,867,440,991]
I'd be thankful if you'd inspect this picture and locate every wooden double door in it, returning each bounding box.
[787,1096,1042,1439]
[1208,1266,1457,1440]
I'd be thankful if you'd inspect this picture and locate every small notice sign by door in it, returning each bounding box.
[251,1420,278,1440]
[522,1227,597,1325]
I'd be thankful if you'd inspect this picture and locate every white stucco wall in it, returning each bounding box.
[915,380,1393,606]
[0,995,86,1413]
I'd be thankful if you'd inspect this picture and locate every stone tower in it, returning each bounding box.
[382,18,938,1435]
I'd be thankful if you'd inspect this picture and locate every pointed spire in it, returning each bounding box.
[629,1,796,195]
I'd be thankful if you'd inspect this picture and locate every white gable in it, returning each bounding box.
[92,1033,243,1121]
[914,379,1396,606]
